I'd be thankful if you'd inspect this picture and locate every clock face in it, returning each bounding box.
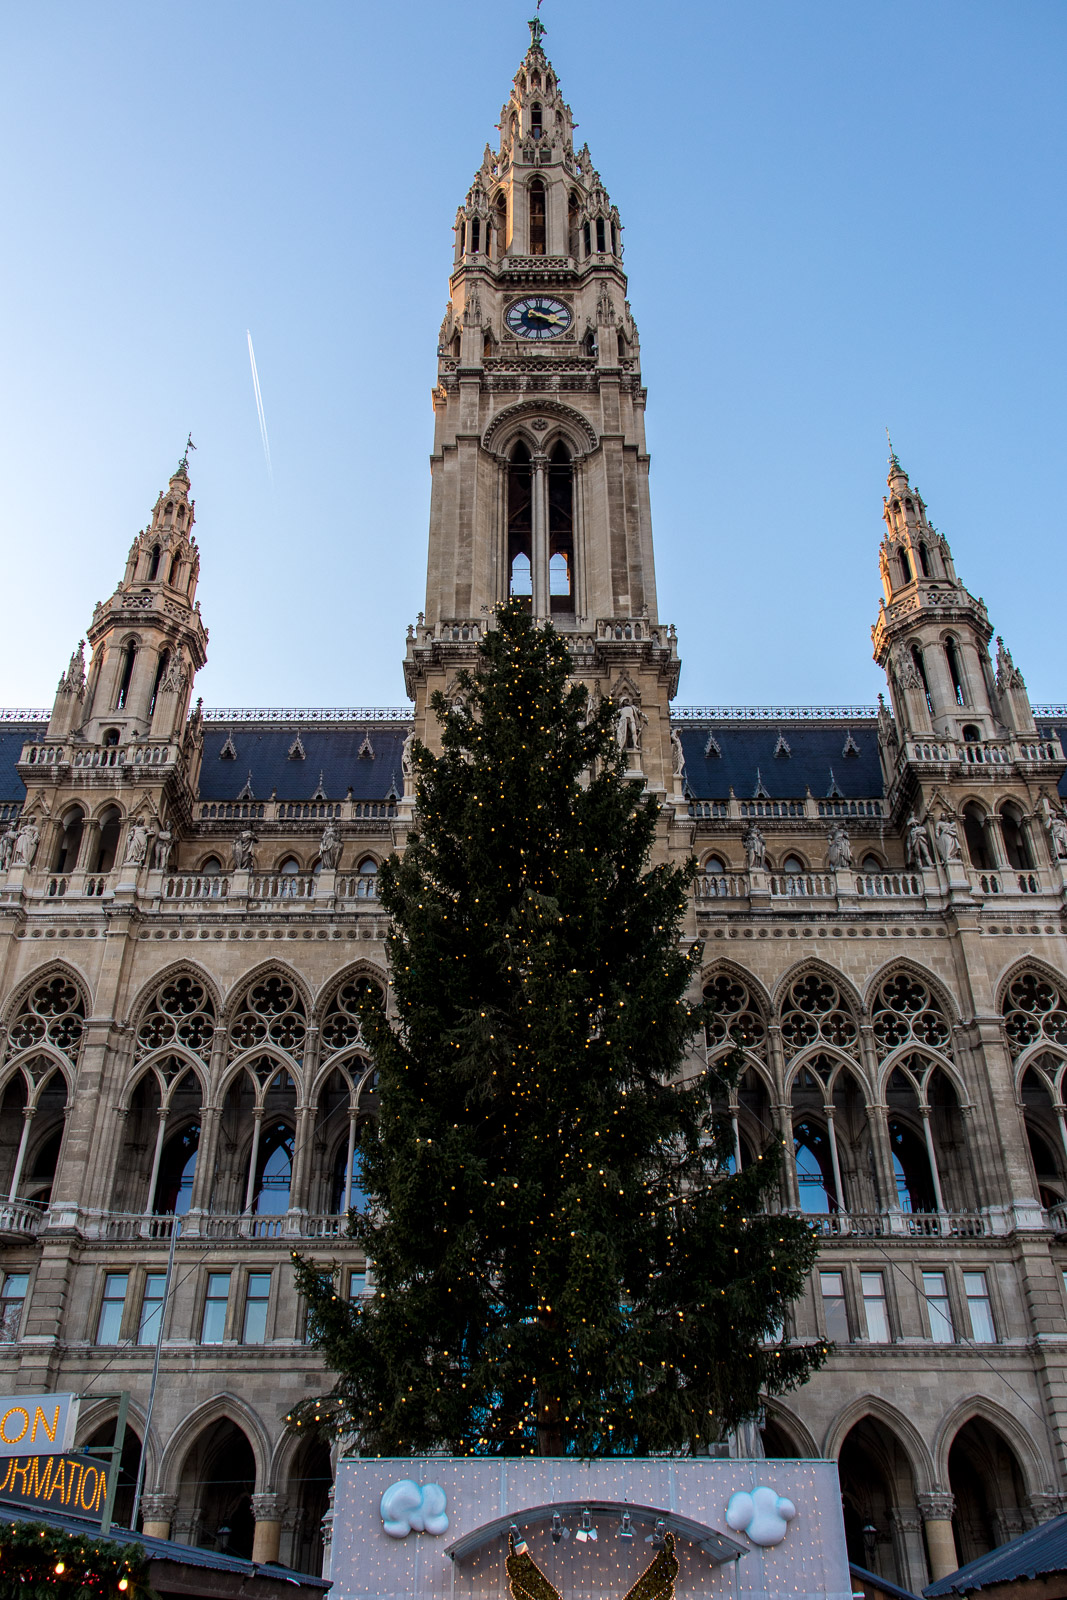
[506,296,573,340]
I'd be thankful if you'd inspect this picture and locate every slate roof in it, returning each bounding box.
[850,1561,925,1600]
[677,721,884,803]
[200,724,409,803]
[0,715,1064,810]
[924,1510,1067,1596]
[0,1498,330,1592]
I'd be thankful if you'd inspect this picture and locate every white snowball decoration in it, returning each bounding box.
[380,1479,450,1538]
[725,1486,797,1547]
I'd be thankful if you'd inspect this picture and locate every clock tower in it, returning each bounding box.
[404,17,682,817]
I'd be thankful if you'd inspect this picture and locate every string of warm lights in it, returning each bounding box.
[0,1521,154,1599]
[291,603,826,1457]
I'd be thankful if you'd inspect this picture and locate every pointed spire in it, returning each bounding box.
[175,432,196,481]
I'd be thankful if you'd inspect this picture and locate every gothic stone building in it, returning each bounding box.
[2,21,1067,1592]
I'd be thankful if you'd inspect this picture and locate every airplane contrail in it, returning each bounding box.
[246,330,273,485]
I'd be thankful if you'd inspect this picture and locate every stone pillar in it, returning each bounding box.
[141,1493,177,1541]
[252,1493,283,1564]
[187,1104,222,1222]
[918,1491,957,1581]
[531,452,549,621]
[890,1506,929,1593]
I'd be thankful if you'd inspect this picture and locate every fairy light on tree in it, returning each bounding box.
[294,602,825,1457]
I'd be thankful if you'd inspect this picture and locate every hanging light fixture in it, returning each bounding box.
[646,1519,666,1549]
[619,1513,634,1540]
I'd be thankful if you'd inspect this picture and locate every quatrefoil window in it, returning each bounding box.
[6,977,85,1061]
[137,975,215,1060]
[229,976,306,1061]
[780,973,857,1059]
[871,972,952,1059]
[1002,972,1067,1059]
[703,974,766,1052]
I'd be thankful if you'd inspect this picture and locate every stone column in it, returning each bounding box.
[918,1491,957,1581]
[141,1493,177,1541]
[531,451,549,621]
[187,1104,222,1223]
[890,1506,929,1593]
[252,1492,283,1564]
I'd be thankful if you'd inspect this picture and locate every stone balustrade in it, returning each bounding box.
[0,1199,47,1240]
[164,874,230,900]
[249,873,317,901]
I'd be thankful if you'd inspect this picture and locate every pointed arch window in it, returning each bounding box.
[596,217,606,253]
[530,103,543,141]
[528,180,546,255]
[470,216,480,254]
[548,440,574,614]
[900,547,915,585]
[918,542,932,577]
[254,1122,295,1214]
[794,1121,838,1212]
[945,638,966,706]
[494,190,507,257]
[1000,804,1033,871]
[115,645,137,711]
[583,220,591,258]
[149,650,170,717]
[568,191,581,258]
[507,442,533,609]
[147,545,161,581]
[911,645,932,713]
[53,807,85,875]
[962,802,993,870]
[610,220,618,254]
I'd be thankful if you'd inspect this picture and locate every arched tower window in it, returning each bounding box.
[149,651,169,717]
[115,645,136,711]
[531,103,543,140]
[596,217,606,253]
[1000,805,1033,871]
[507,443,533,608]
[610,220,618,254]
[53,807,84,875]
[911,645,932,713]
[529,181,546,255]
[583,220,591,258]
[470,216,480,254]
[495,190,507,256]
[962,803,992,870]
[548,440,575,614]
[919,542,932,577]
[459,219,466,255]
[900,546,915,584]
[147,545,161,581]
[568,191,580,258]
[946,638,966,706]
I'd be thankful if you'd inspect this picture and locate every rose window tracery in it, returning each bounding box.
[780,973,857,1058]
[1002,972,1067,1059]
[320,979,385,1059]
[871,972,953,1059]
[5,977,85,1062]
[136,975,215,1061]
[703,974,766,1052]
[228,976,306,1061]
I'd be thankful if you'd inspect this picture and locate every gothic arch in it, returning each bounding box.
[994,955,1067,1018]
[220,960,313,1031]
[75,1397,156,1492]
[785,1046,874,1100]
[770,958,865,1021]
[157,1393,273,1497]
[314,959,389,1013]
[761,1399,819,1459]
[127,960,222,1034]
[482,399,598,459]
[216,1049,303,1108]
[119,1051,208,1108]
[875,1046,968,1107]
[932,1396,1048,1497]
[308,1051,376,1106]
[87,796,129,822]
[700,959,773,1020]
[2,961,92,1033]
[863,958,962,1030]
[823,1395,935,1493]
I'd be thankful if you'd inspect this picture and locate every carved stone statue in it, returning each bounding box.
[936,814,963,865]
[743,823,766,871]
[153,825,173,872]
[401,730,415,786]
[123,818,149,867]
[1041,797,1067,861]
[0,824,14,872]
[905,813,935,869]
[827,822,852,870]
[231,828,257,872]
[670,727,686,780]
[615,699,644,752]
[12,819,39,868]
[319,819,342,871]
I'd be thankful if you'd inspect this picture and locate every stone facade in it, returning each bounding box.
[1,19,1067,1593]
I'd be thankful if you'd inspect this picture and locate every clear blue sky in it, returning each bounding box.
[1,1,1063,711]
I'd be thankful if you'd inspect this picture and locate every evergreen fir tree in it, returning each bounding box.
[293,603,826,1457]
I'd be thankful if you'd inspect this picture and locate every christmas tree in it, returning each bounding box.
[294,603,825,1456]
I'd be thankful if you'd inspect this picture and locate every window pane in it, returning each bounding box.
[861,1271,890,1343]
[922,1270,954,1342]
[138,1272,167,1346]
[201,1272,230,1344]
[964,1271,996,1342]
[0,1273,29,1342]
[348,1270,367,1300]
[819,1271,849,1342]
[242,1272,271,1344]
[96,1273,129,1344]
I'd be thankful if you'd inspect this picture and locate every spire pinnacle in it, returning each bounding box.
[528,7,546,50]
[177,432,196,478]
[885,426,900,470]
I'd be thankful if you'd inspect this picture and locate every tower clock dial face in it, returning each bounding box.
[506,296,573,340]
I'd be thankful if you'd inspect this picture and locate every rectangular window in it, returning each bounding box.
[348,1269,367,1300]
[922,1270,954,1342]
[819,1270,850,1341]
[861,1271,891,1342]
[138,1272,168,1347]
[0,1272,30,1343]
[201,1272,231,1344]
[964,1271,996,1342]
[242,1272,271,1344]
[96,1272,129,1344]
